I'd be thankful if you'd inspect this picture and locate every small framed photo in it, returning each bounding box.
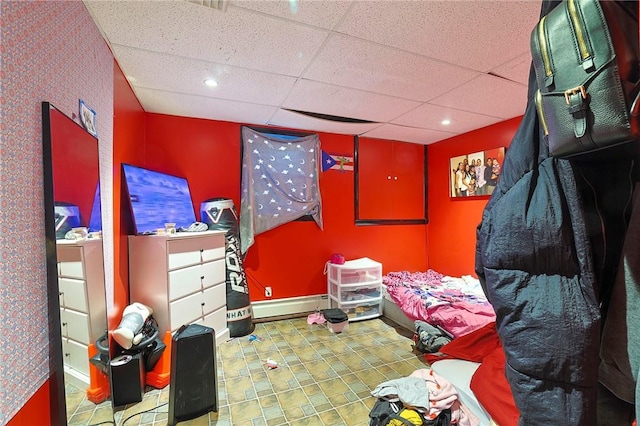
[79,99,97,137]
[450,147,505,199]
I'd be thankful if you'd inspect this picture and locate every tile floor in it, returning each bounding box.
[66,316,428,426]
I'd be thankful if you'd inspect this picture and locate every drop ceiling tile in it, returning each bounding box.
[361,123,456,145]
[230,0,353,29]
[134,87,278,125]
[283,79,420,123]
[489,52,532,85]
[392,103,503,134]
[269,109,382,136]
[113,45,296,105]
[336,1,540,72]
[429,74,528,119]
[85,0,329,76]
[304,34,480,102]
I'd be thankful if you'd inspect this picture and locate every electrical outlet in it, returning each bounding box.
[265,286,272,297]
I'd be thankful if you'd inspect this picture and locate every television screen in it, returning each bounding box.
[54,202,81,239]
[122,164,197,234]
[88,183,102,232]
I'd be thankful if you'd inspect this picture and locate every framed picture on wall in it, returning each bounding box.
[450,147,505,199]
[79,99,98,138]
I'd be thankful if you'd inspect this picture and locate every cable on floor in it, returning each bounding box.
[119,402,168,425]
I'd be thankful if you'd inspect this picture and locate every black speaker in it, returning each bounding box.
[109,353,145,407]
[168,324,218,426]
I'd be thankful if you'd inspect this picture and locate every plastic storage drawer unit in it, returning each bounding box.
[327,257,382,322]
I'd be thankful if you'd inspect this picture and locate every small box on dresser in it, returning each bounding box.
[128,231,230,345]
[327,257,383,321]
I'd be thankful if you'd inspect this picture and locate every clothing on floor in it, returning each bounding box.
[410,369,479,426]
[413,320,452,353]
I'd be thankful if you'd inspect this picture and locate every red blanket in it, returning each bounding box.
[426,322,519,426]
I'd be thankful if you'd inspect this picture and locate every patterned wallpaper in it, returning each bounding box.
[0,1,114,423]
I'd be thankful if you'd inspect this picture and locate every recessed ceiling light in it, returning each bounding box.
[204,78,218,88]
[441,119,451,126]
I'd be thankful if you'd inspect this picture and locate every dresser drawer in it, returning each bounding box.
[168,258,226,301]
[169,292,203,332]
[59,277,88,312]
[198,305,226,335]
[168,264,206,301]
[62,338,89,376]
[202,282,226,313]
[202,259,225,290]
[167,236,225,270]
[58,260,85,279]
[201,245,225,263]
[60,308,90,345]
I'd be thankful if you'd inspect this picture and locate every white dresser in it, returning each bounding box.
[57,238,107,389]
[327,257,383,321]
[128,231,229,345]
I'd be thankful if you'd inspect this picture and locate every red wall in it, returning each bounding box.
[426,117,521,277]
[112,61,146,326]
[113,110,523,301]
[7,381,50,426]
[50,106,100,226]
[116,116,429,301]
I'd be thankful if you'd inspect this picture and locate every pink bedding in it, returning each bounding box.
[383,270,495,338]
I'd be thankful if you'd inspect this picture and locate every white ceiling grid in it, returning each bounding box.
[84,0,541,145]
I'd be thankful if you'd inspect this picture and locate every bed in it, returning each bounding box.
[382,269,496,338]
[381,270,517,426]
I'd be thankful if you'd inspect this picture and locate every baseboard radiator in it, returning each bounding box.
[251,294,328,321]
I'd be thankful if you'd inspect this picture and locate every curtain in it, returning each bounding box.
[239,127,323,254]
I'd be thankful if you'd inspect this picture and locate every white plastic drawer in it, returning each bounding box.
[60,309,90,345]
[329,264,381,285]
[169,292,203,332]
[329,282,381,302]
[169,264,206,301]
[198,305,227,335]
[339,268,381,284]
[58,278,88,312]
[62,338,90,376]
[329,297,382,321]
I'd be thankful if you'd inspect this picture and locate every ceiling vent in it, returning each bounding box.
[185,0,229,12]
[284,109,378,124]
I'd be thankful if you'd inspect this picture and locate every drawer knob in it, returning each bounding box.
[62,322,67,326]
[201,276,205,280]
[201,302,205,307]
[64,353,70,357]
[200,249,204,253]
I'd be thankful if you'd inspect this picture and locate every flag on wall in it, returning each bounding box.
[239,127,323,254]
[321,150,354,172]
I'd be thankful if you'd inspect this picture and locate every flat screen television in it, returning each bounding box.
[88,183,102,232]
[54,202,81,239]
[122,164,197,234]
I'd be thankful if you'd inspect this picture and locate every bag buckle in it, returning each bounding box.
[564,85,587,104]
